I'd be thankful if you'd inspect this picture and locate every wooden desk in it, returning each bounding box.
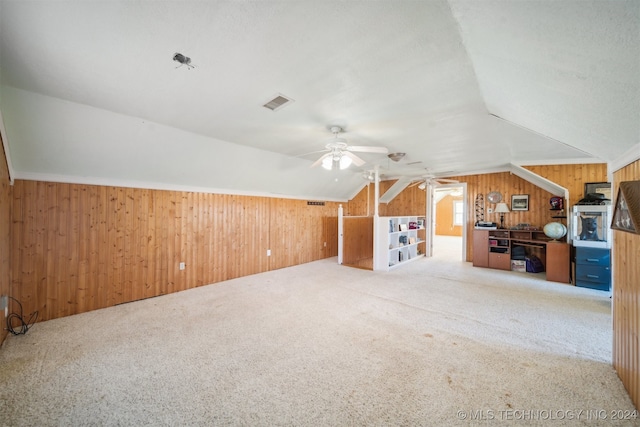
[473,229,571,284]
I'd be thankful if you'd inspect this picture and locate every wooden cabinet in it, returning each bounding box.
[374,216,426,271]
[473,228,570,283]
[473,229,489,267]
[546,242,570,283]
[489,252,511,270]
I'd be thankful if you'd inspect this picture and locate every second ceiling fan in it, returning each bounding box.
[311,126,389,170]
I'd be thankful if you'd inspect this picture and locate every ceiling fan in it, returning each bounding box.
[310,126,389,170]
[408,175,459,190]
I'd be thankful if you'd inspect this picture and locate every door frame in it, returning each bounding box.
[426,181,467,261]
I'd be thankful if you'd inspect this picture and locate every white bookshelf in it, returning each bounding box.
[374,216,426,271]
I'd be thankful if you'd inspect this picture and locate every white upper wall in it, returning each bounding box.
[0,1,637,199]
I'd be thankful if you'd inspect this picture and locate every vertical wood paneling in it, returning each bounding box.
[96,186,108,308]
[268,199,339,271]
[440,165,606,262]
[0,136,11,345]
[9,181,23,331]
[436,194,463,237]
[324,216,338,256]
[9,182,338,322]
[525,164,608,208]
[347,185,370,216]
[612,159,640,410]
[36,183,48,318]
[381,182,426,217]
[342,217,374,269]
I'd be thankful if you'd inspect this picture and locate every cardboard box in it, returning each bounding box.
[511,260,526,272]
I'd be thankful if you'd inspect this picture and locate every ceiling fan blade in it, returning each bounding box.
[434,178,459,183]
[296,148,329,158]
[310,152,331,168]
[343,151,366,167]
[346,145,389,154]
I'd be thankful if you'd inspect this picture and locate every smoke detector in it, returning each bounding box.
[173,52,194,69]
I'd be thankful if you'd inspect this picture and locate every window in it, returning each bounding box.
[453,201,463,226]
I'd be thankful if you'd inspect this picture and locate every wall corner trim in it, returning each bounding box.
[609,143,640,174]
[0,110,15,185]
[508,164,568,197]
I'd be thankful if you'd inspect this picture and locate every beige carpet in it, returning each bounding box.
[1,253,637,426]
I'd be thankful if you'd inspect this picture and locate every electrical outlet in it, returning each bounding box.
[267,249,271,256]
[323,242,327,247]
[179,262,185,270]
[488,208,493,214]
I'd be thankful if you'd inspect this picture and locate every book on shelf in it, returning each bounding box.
[399,223,408,232]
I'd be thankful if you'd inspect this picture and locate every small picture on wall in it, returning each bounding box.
[511,194,529,211]
[585,182,612,200]
[611,181,640,234]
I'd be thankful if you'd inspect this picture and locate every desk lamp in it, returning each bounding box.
[495,202,510,229]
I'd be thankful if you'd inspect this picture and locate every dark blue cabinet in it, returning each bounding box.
[575,247,611,291]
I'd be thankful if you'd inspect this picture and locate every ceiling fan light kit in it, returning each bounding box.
[321,154,352,170]
[311,126,389,171]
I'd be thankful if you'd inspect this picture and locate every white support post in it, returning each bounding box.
[337,204,343,265]
[425,181,434,257]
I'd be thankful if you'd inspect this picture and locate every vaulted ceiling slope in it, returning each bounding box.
[0,1,638,201]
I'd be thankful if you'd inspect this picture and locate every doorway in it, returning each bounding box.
[428,183,467,261]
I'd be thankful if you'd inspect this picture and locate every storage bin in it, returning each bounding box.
[511,260,526,272]
[526,255,544,273]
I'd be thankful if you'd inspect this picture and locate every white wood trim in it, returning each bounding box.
[12,171,350,202]
[337,205,344,265]
[429,182,467,261]
[609,143,640,173]
[508,164,568,197]
[379,176,413,203]
[513,157,604,166]
[0,110,15,185]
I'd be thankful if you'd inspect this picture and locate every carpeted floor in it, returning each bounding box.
[1,250,637,426]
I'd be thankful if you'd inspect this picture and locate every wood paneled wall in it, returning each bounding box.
[346,185,370,217]
[0,136,11,345]
[612,158,640,410]
[436,194,463,237]
[344,164,607,263]
[268,198,339,270]
[342,217,374,269]
[342,216,373,270]
[524,163,608,208]
[380,182,426,217]
[346,180,405,217]
[9,181,339,322]
[446,164,607,261]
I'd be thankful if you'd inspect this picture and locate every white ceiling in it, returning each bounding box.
[0,1,638,200]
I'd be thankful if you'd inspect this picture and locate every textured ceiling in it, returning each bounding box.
[0,0,638,200]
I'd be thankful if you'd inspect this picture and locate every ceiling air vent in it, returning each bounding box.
[262,94,294,111]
